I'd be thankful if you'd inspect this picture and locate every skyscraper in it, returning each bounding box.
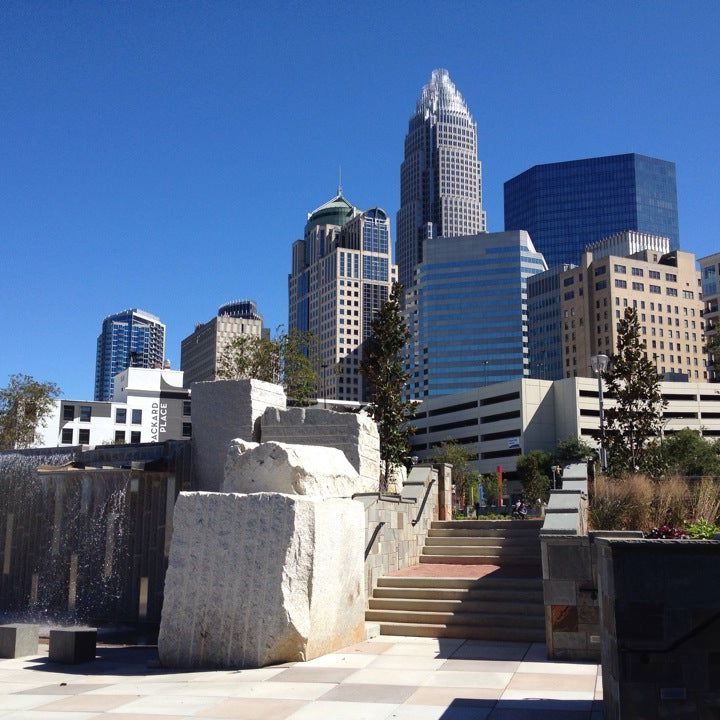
[404,231,547,399]
[180,300,266,387]
[504,153,679,269]
[288,191,397,402]
[94,309,166,401]
[396,69,486,289]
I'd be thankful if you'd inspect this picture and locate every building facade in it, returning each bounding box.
[504,153,679,268]
[700,252,720,381]
[94,309,166,401]
[181,301,265,387]
[396,68,486,289]
[38,368,191,448]
[288,192,397,402]
[527,264,576,380]
[410,377,720,486]
[558,245,705,381]
[405,231,547,399]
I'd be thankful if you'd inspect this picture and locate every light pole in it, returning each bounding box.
[551,464,562,491]
[321,362,328,409]
[590,353,609,471]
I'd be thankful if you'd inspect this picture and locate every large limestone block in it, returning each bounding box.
[260,407,380,489]
[191,379,286,491]
[158,492,366,668]
[223,441,376,496]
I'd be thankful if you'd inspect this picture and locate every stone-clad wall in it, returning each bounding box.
[354,466,439,596]
[541,531,642,661]
[597,538,720,720]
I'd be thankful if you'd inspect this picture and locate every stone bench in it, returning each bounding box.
[48,627,97,664]
[0,624,39,658]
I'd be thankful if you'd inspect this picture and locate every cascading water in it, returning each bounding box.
[0,449,174,628]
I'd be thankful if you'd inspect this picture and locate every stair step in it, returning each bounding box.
[419,554,542,566]
[425,537,540,547]
[432,520,543,530]
[422,546,540,557]
[377,576,542,590]
[377,621,546,643]
[428,528,540,538]
[366,608,544,628]
[373,587,544,603]
[369,597,544,616]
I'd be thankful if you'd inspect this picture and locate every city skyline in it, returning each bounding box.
[2,2,719,398]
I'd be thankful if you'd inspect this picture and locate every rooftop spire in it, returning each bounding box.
[337,165,342,196]
[416,68,473,120]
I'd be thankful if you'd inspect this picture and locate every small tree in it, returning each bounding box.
[0,374,61,450]
[217,328,317,405]
[434,439,475,505]
[603,308,666,475]
[361,282,417,490]
[480,472,500,505]
[661,429,720,477]
[554,436,597,467]
[516,450,553,506]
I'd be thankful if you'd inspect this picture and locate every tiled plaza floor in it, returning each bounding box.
[0,636,603,720]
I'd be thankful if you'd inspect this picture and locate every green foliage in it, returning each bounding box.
[361,282,418,489]
[217,328,317,405]
[433,439,477,504]
[554,436,596,467]
[603,308,666,476]
[0,374,61,450]
[516,450,552,506]
[685,519,720,539]
[479,472,500,505]
[661,429,720,477]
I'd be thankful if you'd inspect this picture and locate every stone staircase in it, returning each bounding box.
[421,519,543,567]
[366,519,545,642]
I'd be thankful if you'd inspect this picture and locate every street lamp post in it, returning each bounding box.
[551,464,562,491]
[590,353,609,471]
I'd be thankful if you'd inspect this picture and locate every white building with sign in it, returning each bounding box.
[36,368,191,448]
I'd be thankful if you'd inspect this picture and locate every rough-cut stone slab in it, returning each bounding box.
[158,492,366,668]
[260,407,380,489]
[223,441,375,496]
[48,628,97,664]
[191,380,286,491]
[0,624,39,658]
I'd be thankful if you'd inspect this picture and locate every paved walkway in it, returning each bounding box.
[0,636,602,720]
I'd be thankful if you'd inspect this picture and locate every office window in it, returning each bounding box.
[114,430,125,443]
[615,279,627,288]
[130,431,141,443]
[650,285,661,294]
[116,408,127,423]
[132,409,142,424]
[632,267,644,277]
[594,265,606,276]
[665,273,677,282]
[63,405,75,421]
[614,264,626,274]
[183,400,191,417]
[78,428,90,444]
[649,270,661,279]
[61,428,73,444]
[182,422,192,437]
[632,282,644,291]
[666,288,678,297]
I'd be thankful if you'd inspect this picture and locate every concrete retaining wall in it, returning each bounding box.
[355,465,439,596]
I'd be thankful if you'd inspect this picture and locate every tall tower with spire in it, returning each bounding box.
[396,68,486,289]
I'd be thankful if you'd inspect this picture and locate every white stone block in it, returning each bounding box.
[260,407,380,490]
[158,492,366,668]
[223,441,375,496]
[191,380,286,491]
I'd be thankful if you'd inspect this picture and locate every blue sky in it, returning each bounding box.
[2,1,719,398]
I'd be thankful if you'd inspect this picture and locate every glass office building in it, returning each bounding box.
[504,154,679,268]
[396,69,486,289]
[405,231,547,398]
[94,309,166,400]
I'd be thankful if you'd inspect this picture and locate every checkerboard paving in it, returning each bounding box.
[0,637,603,719]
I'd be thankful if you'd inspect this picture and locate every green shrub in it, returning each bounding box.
[685,519,720,539]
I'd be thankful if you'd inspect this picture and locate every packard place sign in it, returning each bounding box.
[150,402,168,441]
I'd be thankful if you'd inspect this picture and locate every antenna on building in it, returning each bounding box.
[337,165,342,196]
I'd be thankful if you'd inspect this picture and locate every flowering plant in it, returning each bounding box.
[645,525,688,539]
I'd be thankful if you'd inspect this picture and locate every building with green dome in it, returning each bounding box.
[289,190,396,403]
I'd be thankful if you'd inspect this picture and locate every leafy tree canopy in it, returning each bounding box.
[433,439,478,504]
[603,307,666,476]
[554,436,597,467]
[516,449,553,506]
[0,374,61,450]
[361,282,417,489]
[661,429,720,477]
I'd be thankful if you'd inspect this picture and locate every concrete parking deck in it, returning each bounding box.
[0,636,602,720]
